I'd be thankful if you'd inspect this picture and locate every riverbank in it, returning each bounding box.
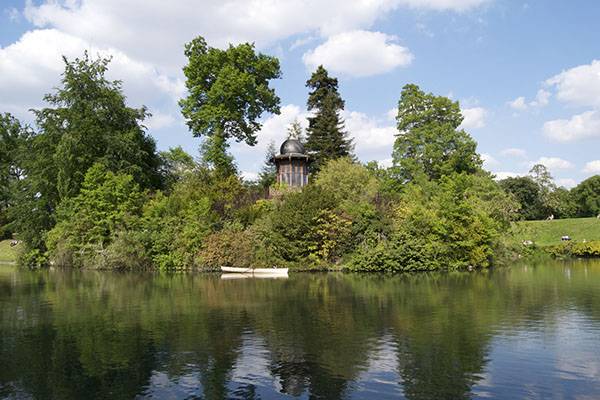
[512,217,600,246]
[510,217,600,259]
[0,239,19,264]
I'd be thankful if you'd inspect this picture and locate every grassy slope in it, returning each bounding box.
[0,239,20,263]
[513,217,600,247]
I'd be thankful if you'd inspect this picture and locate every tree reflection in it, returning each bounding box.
[1,261,600,399]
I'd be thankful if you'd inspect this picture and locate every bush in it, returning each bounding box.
[348,173,517,272]
[547,240,600,258]
[197,226,257,270]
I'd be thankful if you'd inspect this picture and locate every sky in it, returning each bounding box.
[1,0,600,186]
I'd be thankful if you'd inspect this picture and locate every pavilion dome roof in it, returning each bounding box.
[280,138,305,155]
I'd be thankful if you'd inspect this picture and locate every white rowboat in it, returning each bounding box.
[220,266,288,276]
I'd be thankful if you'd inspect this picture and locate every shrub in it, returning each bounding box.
[198,226,257,270]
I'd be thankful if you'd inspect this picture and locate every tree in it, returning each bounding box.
[0,114,29,238]
[10,53,162,256]
[287,119,305,143]
[258,140,277,189]
[499,176,544,220]
[392,84,481,182]
[179,36,281,174]
[46,163,145,268]
[305,66,354,171]
[571,175,600,217]
[158,146,196,191]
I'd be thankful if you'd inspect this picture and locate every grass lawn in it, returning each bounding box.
[513,217,600,247]
[0,239,20,263]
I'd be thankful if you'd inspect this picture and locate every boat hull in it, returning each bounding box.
[220,266,288,276]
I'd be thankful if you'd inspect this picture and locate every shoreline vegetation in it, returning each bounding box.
[1,36,599,272]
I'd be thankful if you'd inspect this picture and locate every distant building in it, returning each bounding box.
[270,138,310,192]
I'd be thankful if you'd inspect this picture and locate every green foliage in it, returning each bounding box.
[199,133,237,177]
[179,36,281,145]
[547,240,600,258]
[396,84,464,132]
[142,173,219,271]
[572,175,600,217]
[499,176,544,220]
[257,185,337,265]
[9,53,162,255]
[512,217,600,247]
[198,225,258,270]
[305,66,354,171]
[392,84,481,182]
[46,163,145,268]
[314,157,379,204]
[0,113,29,239]
[158,146,196,191]
[350,173,516,272]
[258,140,277,189]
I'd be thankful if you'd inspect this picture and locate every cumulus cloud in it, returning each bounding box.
[556,178,577,188]
[508,89,550,111]
[344,110,397,160]
[531,156,574,171]
[302,30,413,77]
[493,171,522,180]
[481,153,499,169]
[23,0,485,74]
[0,28,183,119]
[543,110,600,142]
[501,148,527,158]
[460,107,487,129]
[508,96,527,111]
[583,160,600,174]
[546,60,600,108]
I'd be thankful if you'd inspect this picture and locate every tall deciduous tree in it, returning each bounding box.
[572,175,600,217]
[0,114,29,238]
[305,66,354,171]
[179,36,281,174]
[10,53,161,257]
[392,84,482,182]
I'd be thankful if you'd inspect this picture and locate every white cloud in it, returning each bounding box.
[145,112,176,130]
[508,89,550,111]
[377,158,394,168]
[501,148,527,158]
[493,171,522,180]
[241,171,259,182]
[23,0,485,75]
[233,104,309,159]
[556,178,577,189]
[397,0,488,11]
[508,96,527,111]
[531,156,574,171]
[543,110,600,142]
[530,89,550,107]
[302,30,413,77]
[583,160,600,174]
[481,153,499,169]
[546,60,600,108]
[460,107,487,129]
[0,29,183,119]
[344,110,397,159]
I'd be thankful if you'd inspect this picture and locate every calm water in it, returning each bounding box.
[1,262,600,399]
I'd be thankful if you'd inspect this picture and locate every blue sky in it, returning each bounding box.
[1,0,600,186]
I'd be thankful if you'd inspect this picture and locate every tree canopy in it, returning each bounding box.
[305,66,354,171]
[392,84,481,182]
[179,36,281,145]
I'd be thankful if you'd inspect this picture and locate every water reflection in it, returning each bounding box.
[1,261,600,399]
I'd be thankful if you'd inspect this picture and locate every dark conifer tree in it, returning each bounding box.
[305,66,353,171]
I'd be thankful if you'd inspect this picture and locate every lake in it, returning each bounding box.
[1,261,600,399]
